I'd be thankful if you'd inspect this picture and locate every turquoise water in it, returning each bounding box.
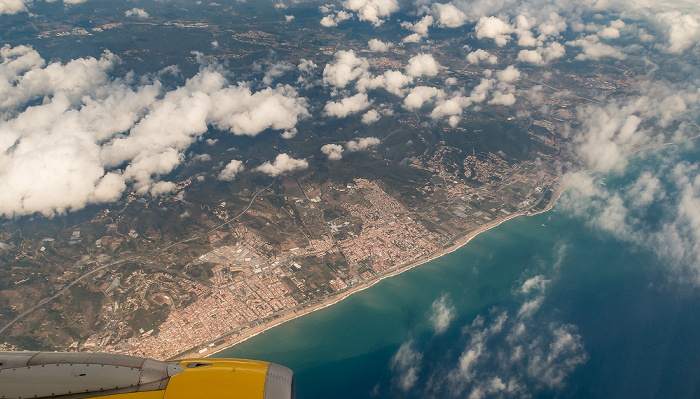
[217,147,700,398]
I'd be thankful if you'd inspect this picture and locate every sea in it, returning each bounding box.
[216,143,700,398]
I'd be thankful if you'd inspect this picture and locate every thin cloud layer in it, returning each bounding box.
[386,277,587,397]
[429,294,455,334]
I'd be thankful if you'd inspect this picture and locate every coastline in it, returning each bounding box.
[190,186,566,360]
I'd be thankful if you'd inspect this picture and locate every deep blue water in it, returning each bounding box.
[217,146,700,398]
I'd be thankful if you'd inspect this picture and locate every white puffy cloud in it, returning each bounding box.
[401,15,434,42]
[321,144,344,160]
[218,159,244,181]
[566,35,626,60]
[403,86,445,110]
[368,39,394,52]
[207,84,309,136]
[361,109,381,124]
[656,11,700,53]
[125,7,149,19]
[597,26,620,39]
[430,95,473,119]
[357,70,413,95]
[0,44,116,110]
[0,46,309,217]
[517,49,544,64]
[285,15,295,22]
[0,0,28,14]
[346,136,380,152]
[320,10,353,27]
[281,127,297,139]
[475,16,514,46]
[254,153,308,176]
[405,53,440,77]
[496,65,521,82]
[466,49,497,65]
[430,2,467,28]
[324,93,371,118]
[0,0,87,14]
[513,14,540,47]
[322,50,370,88]
[341,0,398,26]
[536,11,568,37]
[517,42,566,65]
[489,91,516,106]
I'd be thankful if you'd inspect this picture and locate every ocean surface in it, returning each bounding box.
[217,144,700,398]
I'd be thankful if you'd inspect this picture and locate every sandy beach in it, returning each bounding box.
[188,190,565,360]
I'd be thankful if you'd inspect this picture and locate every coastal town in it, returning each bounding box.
[69,152,560,360]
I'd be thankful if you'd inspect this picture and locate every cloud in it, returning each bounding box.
[346,136,380,152]
[516,42,566,65]
[0,0,87,14]
[405,53,441,77]
[429,294,455,334]
[475,16,514,46]
[281,127,297,139]
[430,95,471,119]
[566,35,627,60]
[341,0,398,26]
[323,93,371,118]
[466,49,497,65]
[262,61,294,85]
[254,153,308,176]
[430,2,467,27]
[401,15,434,42]
[403,86,445,110]
[655,11,700,53]
[598,26,621,39]
[0,0,28,14]
[489,91,516,106]
[496,65,521,83]
[321,144,344,160]
[218,159,244,181]
[385,272,585,398]
[0,46,309,217]
[320,10,353,27]
[368,39,393,52]
[0,44,116,110]
[569,82,697,173]
[357,70,413,96]
[411,276,588,398]
[322,50,370,88]
[390,340,422,392]
[285,15,295,22]
[125,7,149,19]
[361,109,381,124]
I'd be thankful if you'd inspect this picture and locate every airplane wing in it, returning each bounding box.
[0,351,294,399]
